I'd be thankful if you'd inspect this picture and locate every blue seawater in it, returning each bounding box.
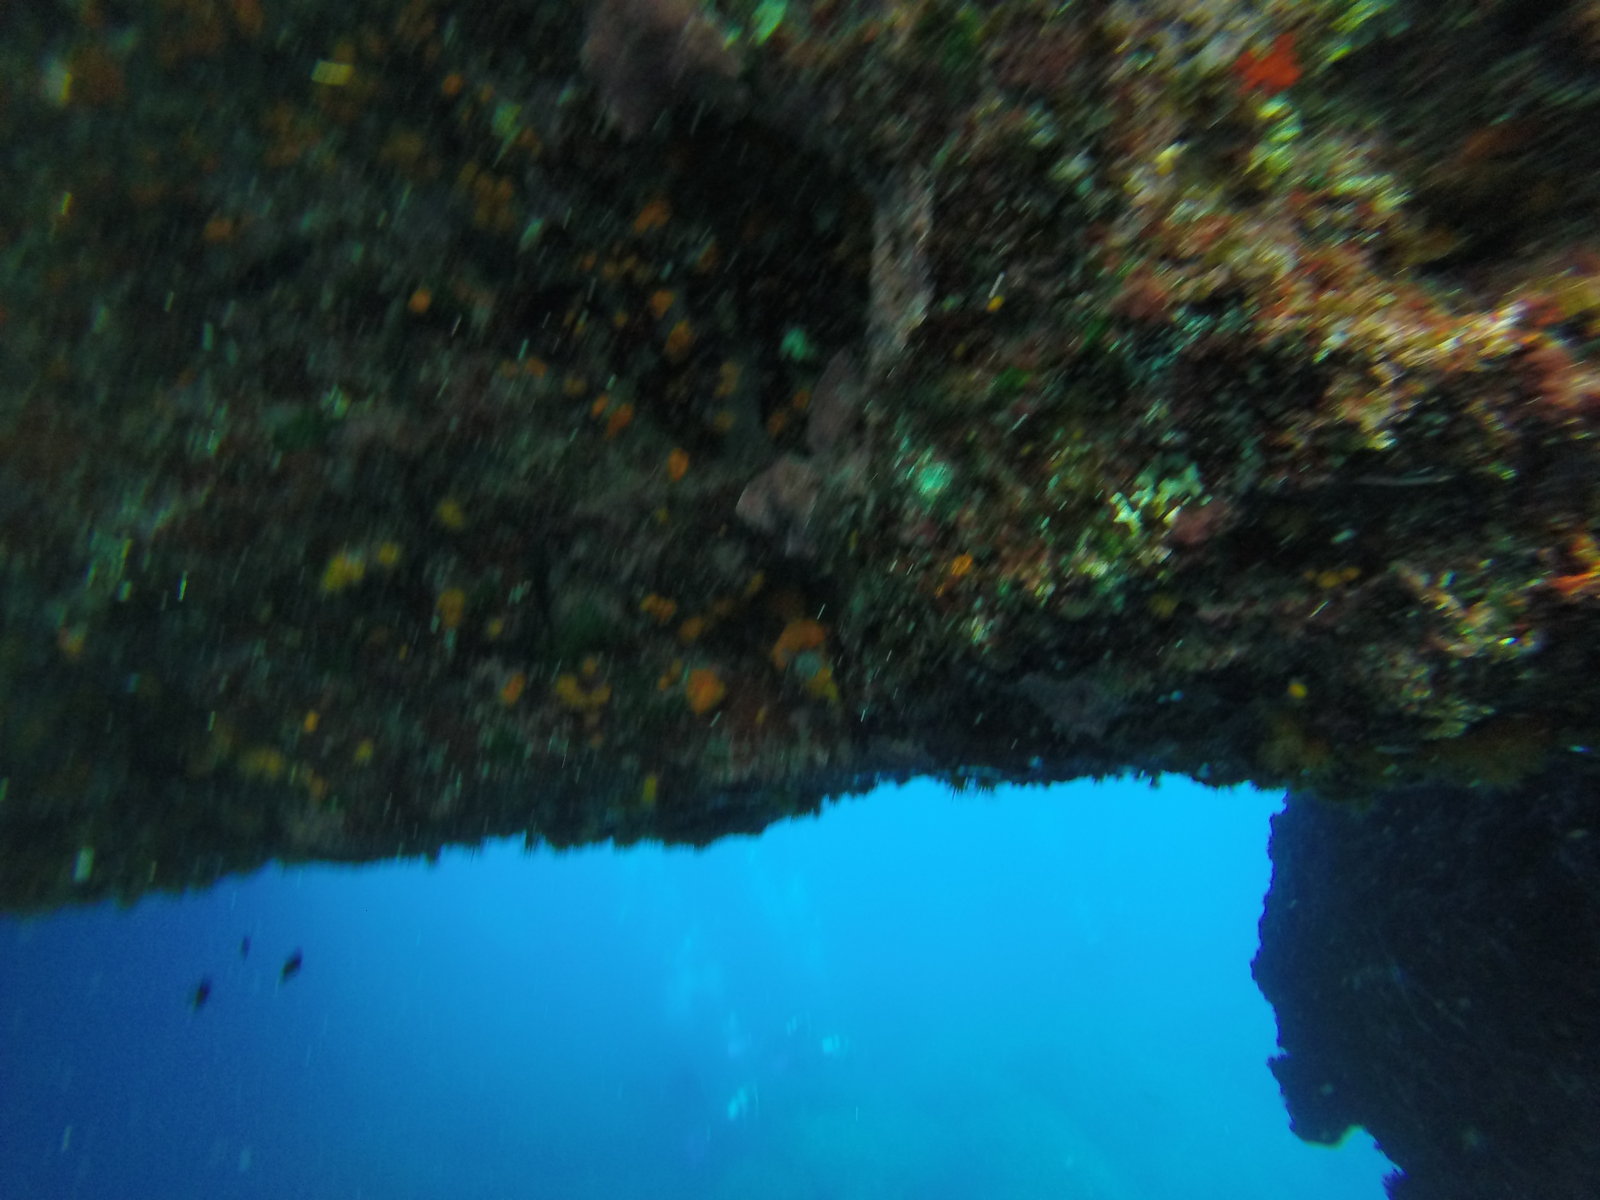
[0,776,1394,1199]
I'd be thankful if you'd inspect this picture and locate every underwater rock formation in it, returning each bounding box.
[1257,772,1600,1200]
[1,2,1597,1193]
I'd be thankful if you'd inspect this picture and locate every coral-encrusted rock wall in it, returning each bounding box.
[4,0,1596,896]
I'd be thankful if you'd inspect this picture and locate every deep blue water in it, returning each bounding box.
[0,776,1393,1199]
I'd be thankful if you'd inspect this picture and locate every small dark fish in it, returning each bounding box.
[191,977,213,1011]
[280,950,303,984]
[240,936,251,959]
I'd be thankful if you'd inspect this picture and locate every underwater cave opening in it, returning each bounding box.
[0,773,1396,1199]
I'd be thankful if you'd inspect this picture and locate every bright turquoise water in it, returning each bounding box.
[0,776,1394,1198]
